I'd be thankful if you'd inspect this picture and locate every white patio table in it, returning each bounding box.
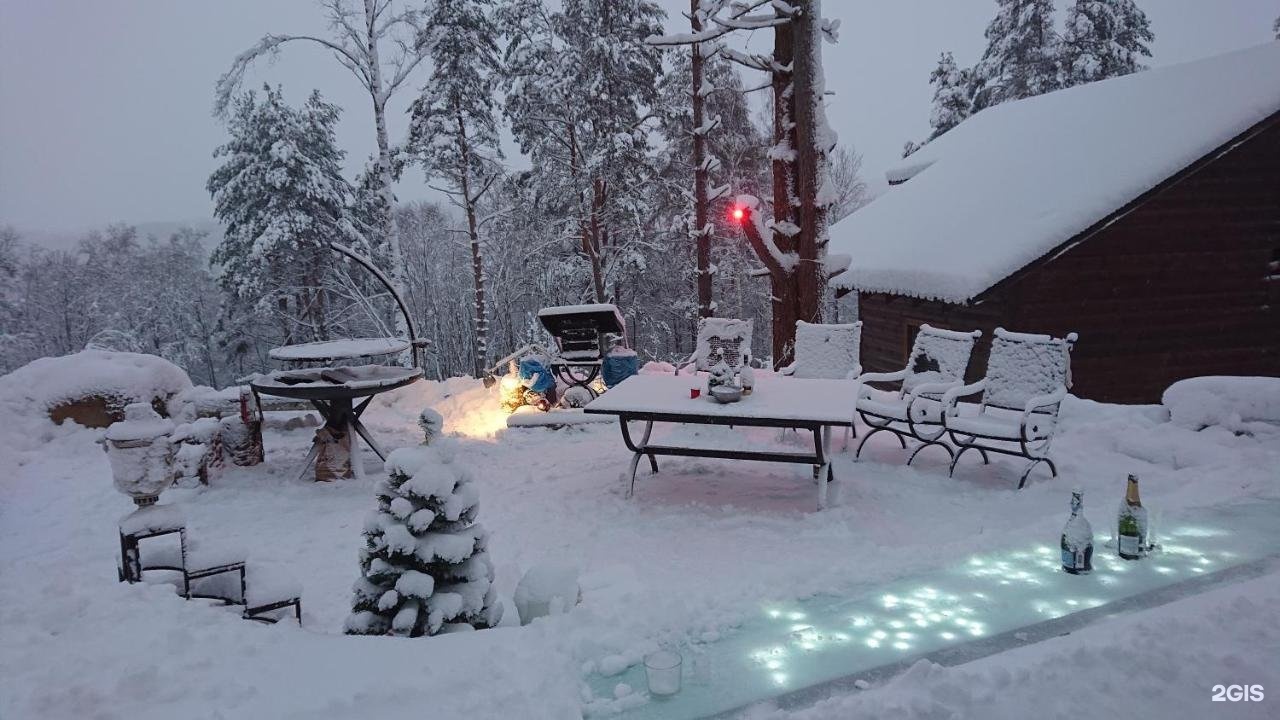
[583,374,858,510]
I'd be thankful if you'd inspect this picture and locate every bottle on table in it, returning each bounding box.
[1061,489,1094,575]
[1117,474,1148,560]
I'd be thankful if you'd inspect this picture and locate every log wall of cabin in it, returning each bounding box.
[856,115,1280,404]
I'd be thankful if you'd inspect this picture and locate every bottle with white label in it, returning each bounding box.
[1117,474,1148,560]
[1061,489,1094,574]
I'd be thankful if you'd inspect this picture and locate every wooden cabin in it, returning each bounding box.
[829,43,1280,404]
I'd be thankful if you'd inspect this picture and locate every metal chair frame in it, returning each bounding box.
[941,329,1078,488]
[852,325,983,465]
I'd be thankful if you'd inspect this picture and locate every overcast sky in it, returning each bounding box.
[1,0,1275,240]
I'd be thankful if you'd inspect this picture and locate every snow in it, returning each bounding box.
[1162,376,1280,435]
[0,350,191,432]
[3,370,1280,718]
[786,321,862,380]
[829,42,1280,303]
[267,337,411,362]
[586,374,859,425]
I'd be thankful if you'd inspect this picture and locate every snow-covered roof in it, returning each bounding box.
[830,42,1280,303]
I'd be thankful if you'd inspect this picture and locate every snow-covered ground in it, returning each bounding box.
[2,374,1278,719]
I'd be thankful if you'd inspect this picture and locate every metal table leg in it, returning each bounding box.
[619,417,657,498]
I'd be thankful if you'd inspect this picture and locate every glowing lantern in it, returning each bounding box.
[731,206,746,222]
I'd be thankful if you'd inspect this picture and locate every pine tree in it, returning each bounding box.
[1061,0,1154,87]
[927,51,973,141]
[208,87,364,344]
[500,0,666,304]
[972,0,1061,111]
[408,0,503,379]
[346,444,503,637]
[1272,14,1278,39]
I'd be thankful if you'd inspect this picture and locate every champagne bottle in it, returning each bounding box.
[1117,474,1148,560]
[1061,489,1094,574]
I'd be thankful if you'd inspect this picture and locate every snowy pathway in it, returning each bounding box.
[586,501,1280,718]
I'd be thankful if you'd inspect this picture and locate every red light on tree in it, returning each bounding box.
[731,206,746,222]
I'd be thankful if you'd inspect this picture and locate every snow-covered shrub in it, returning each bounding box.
[1162,376,1280,434]
[345,445,503,637]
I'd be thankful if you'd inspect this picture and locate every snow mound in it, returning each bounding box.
[0,350,191,420]
[1162,376,1280,434]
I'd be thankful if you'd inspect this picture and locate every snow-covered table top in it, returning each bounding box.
[268,338,410,362]
[584,374,857,426]
[250,365,422,401]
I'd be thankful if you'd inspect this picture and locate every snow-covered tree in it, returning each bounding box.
[927,51,974,140]
[500,0,666,305]
[1061,0,1154,87]
[1274,15,1279,39]
[972,0,1061,111]
[651,0,840,367]
[407,0,503,378]
[346,445,503,637]
[215,0,432,357]
[208,86,364,345]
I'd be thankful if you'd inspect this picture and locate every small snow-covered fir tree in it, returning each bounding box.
[972,0,1061,111]
[1060,0,1154,87]
[345,445,503,637]
[927,51,973,141]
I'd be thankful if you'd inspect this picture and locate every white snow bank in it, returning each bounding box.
[0,350,191,417]
[1162,376,1280,434]
[829,42,1280,302]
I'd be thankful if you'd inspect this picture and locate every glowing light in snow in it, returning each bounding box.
[865,639,880,648]
[893,641,910,650]
[788,612,806,621]
[940,631,956,640]
[772,672,788,686]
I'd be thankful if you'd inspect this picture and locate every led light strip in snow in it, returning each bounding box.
[585,501,1280,719]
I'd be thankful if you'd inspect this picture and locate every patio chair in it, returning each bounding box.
[941,328,1077,489]
[781,321,862,379]
[852,325,982,463]
[677,318,753,374]
[781,320,863,446]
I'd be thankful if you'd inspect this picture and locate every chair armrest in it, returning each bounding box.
[906,380,965,423]
[852,369,905,402]
[779,362,796,376]
[1021,387,1068,423]
[853,369,906,384]
[843,363,863,381]
[940,379,987,412]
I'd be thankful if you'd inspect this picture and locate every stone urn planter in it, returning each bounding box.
[104,403,176,506]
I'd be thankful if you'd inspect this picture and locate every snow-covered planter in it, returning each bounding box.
[104,403,176,506]
[345,444,503,637]
[513,563,580,625]
[1162,376,1280,434]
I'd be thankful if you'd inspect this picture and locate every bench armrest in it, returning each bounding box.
[940,379,987,413]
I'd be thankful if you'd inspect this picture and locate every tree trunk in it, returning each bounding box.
[791,0,826,330]
[769,13,800,368]
[454,107,488,379]
[364,0,410,360]
[691,1,713,319]
[584,178,608,303]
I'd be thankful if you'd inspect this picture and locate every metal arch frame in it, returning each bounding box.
[328,241,428,368]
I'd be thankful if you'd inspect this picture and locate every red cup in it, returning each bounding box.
[690,388,701,399]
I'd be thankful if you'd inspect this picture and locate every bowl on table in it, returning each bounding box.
[708,385,743,404]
